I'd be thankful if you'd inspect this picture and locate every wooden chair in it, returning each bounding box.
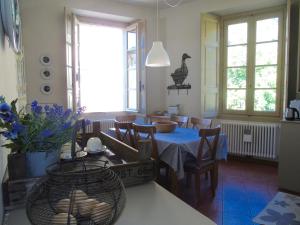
[184,127,220,204]
[115,114,137,122]
[171,115,189,128]
[132,124,169,182]
[76,120,101,149]
[114,121,135,147]
[190,117,212,129]
[147,114,171,124]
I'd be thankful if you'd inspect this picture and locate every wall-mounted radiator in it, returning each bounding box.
[84,119,115,133]
[218,120,280,161]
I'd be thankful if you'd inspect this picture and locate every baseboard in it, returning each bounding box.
[278,188,300,196]
[227,154,278,167]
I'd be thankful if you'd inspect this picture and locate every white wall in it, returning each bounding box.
[161,0,285,117]
[0,18,18,223]
[20,0,167,113]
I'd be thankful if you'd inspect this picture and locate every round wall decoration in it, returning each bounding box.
[40,68,54,80]
[40,55,52,66]
[0,0,22,53]
[40,83,53,95]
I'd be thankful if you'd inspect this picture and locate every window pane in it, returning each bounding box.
[227,90,246,110]
[128,90,137,109]
[128,53,136,69]
[227,46,247,67]
[256,18,278,42]
[128,70,136,89]
[255,66,277,88]
[227,67,246,88]
[128,31,136,51]
[255,42,278,65]
[228,23,248,45]
[79,24,125,112]
[254,89,276,111]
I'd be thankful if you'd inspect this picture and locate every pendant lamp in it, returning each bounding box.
[145,0,170,67]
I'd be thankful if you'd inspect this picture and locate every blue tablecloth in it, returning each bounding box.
[154,128,227,179]
[108,127,228,179]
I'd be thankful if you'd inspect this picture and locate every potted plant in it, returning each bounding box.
[0,96,83,179]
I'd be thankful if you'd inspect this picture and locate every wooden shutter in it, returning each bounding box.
[200,14,220,118]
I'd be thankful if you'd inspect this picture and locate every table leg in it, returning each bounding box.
[170,169,180,197]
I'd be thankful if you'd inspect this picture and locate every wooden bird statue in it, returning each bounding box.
[171,53,191,86]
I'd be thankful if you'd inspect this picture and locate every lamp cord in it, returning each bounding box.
[156,0,158,41]
[164,0,184,7]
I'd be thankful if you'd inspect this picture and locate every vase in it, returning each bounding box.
[7,153,26,180]
[26,151,60,177]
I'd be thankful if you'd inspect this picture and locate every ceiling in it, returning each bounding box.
[112,0,197,8]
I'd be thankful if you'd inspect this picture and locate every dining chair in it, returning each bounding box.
[190,117,212,129]
[114,121,135,147]
[171,115,189,128]
[76,120,101,149]
[147,114,171,124]
[132,124,169,182]
[115,114,137,122]
[184,127,221,204]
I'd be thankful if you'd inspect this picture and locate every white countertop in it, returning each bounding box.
[5,182,216,225]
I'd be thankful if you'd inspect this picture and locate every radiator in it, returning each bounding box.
[84,119,115,133]
[219,120,280,160]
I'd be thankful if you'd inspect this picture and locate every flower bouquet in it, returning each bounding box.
[0,96,83,178]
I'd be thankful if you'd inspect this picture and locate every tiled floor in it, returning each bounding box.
[165,160,278,225]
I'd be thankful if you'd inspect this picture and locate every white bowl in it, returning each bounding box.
[86,137,102,152]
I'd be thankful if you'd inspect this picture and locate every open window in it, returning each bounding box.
[65,10,145,113]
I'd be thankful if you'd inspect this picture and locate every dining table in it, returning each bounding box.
[108,127,228,194]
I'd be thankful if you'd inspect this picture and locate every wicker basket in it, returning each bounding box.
[152,121,177,133]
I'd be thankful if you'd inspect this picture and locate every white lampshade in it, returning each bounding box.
[145,41,170,67]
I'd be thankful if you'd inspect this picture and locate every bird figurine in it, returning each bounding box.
[171,53,191,86]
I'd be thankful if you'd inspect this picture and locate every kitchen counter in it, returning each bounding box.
[4,182,216,225]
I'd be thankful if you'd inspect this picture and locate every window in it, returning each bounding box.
[65,13,143,113]
[222,9,284,116]
[79,22,139,112]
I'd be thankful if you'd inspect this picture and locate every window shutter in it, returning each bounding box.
[200,14,220,118]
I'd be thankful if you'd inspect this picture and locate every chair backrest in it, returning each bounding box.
[197,127,220,162]
[172,115,189,128]
[132,124,158,159]
[76,120,101,149]
[147,114,171,123]
[115,115,137,122]
[114,121,134,147]
[190,117,212,129]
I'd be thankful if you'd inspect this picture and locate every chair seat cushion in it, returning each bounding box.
[184,158,215,172]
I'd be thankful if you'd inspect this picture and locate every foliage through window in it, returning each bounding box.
[223,9,284,115]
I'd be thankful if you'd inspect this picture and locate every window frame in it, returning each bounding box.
[221,7,286,118]
[125,23,140,112]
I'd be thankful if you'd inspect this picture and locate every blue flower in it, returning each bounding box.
[40,129,54,138]
[62,122,71,130]
[12,122,24,132]
[63,109,72,118]
[0,112,15,123]
[0,103,11,112]
[31,100,38,109]
[2,130,18,140]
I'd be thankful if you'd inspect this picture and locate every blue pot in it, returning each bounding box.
[26,151,59,177]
